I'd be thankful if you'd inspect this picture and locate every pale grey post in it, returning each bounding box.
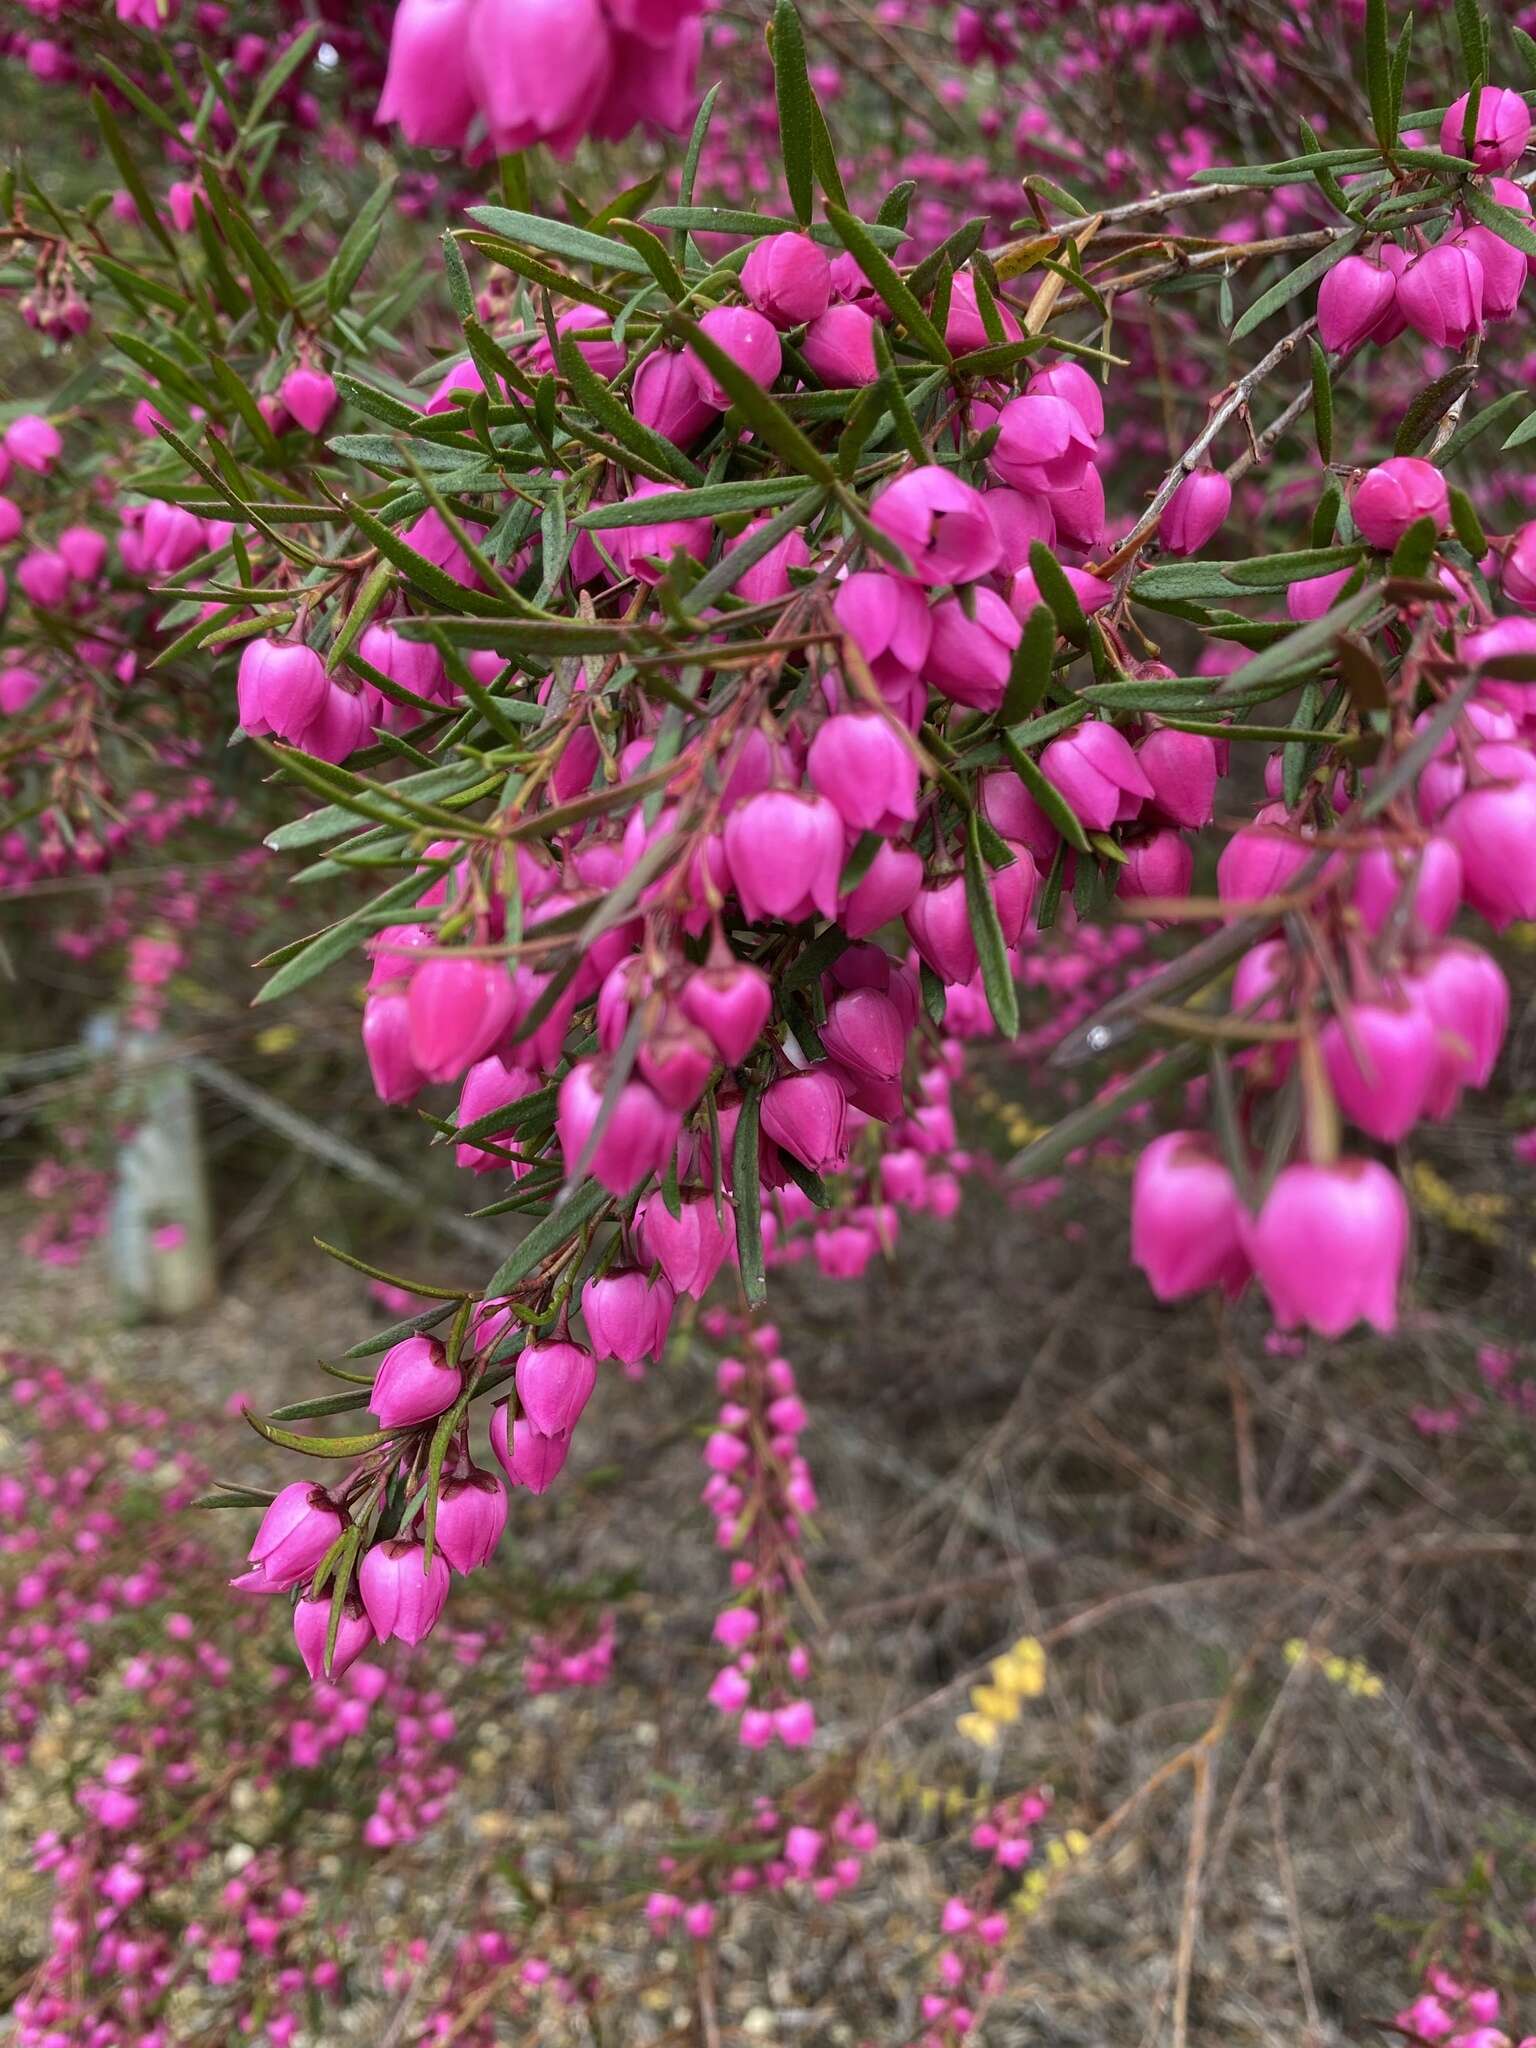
[100,1019,217,1321]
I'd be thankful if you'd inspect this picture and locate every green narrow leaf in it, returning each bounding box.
[465,205,649,276]
[327,174,397,311]
[664,308,838,485]
[1388,512,1440,579]
[1309,337,1333,465]
[1460,179,1536,262]
[1213,583,1378,699]
[1001,729,1091,853]
[1448,484,1486,557]
[1389,15,1414,130]
[679,82,719,211]
[920,962,947,1026]
[1010,1041,1205,1182]
[964,812,1020,1038]
[1364,0,1396,152]
[561,336,705,487]
[808,90,849,212]
[242,1411,394,1458]
[731,1087,767,1306]
[1027,541,1090,645]
[869,322,929,465]
[482,1176,611,1300]
[1000,603,1058,724]
[825,201,950,365]
[1394,362,1479,455]
[769,0,816,227]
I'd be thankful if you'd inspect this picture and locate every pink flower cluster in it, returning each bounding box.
[646,1796,881,1938]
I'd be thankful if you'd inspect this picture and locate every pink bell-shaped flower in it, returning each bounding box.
[454,1055,537,1172]
[556,1060,681,1194]
[840,840,924,937]
[236,636,328,742]
[608,479,713,585]
[762,1066,850,1173]
[1397,241,1485,348]
[1137,727,1217,828]
[489,1402,566,1491]
[434,1467,508,1573]
[582,1268,676,1364]
[369,1335,461,1429]
[1320,998,1439,1142]
[1241,1159,1408,1337]
[1316,255,1399,353]
[1040,722,1154,832]
[244,1483,343,1592]
[406,956,518,1084]
[923,587,1021,711]
[833,569,933,685]
[1443,775,1536,927]
[636,1189,733,1297]
[358,1538,450,1645]
[376,0,477,147]
[362,991,427,1105]
[870,469,1001,586]
[821,986,908,1083]
[807,711,919,832]
[990,394,1096,494]
[679,952,773,1065]
[293,1594,374,1681]
[631,348,716,448]
[1130,1132,1250,1302]
[724,788,844,923]
[515,1338,597,1437]
[465,0,614,156]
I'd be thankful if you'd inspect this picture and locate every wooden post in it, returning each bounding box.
[102,1022,217,1321]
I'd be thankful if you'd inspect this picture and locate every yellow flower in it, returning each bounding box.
[956,1712,1001,1750]
[1064,1829,1090,1859]
[255,1024,299,1056]
[970,1684,1021,1723]
[1283,1638,1307,1666]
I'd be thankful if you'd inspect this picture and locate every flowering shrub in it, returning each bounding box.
[6,0,1536,2032]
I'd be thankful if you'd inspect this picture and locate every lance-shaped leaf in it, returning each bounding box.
[964,811,1020,1037]
[731,1085,767,1305]
[824,202,950,366]
[769,0,816,226]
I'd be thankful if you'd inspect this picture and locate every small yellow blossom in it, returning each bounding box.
[969,1684,1022,1723]
[955,1712,1001,1750]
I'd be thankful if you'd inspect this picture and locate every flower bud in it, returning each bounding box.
[1008,561,1112,619]
[1352,837,1461,938]
[1158,468,1231,556]
[741,231,832,328]
[722,517,811,604]
[686,306,783,408]
[631,349,716,448]
[1286,566,1357,621]
[1502,522,1536,607]
[16,550,69,610]
[1351,456,1448,550]
[491,1403,571,1492]
[358,1538,450,1646]
[516,1338,597,1437]
[1441,85,1531,171]
[1026,360,1104,435]
[3,414,62,474]
[370,1335,461,1429]
[280,365,338,435]
[1117,827,1194,908]
[434,1467,508,1573]
[582,1268,675,1364]
[1413,941,1509,1115]
[821,987,907,1083]
[1240,1160,1408,1337]
[608,479,713,585]
[801,302,879,386]
[1131,1133,1249,1302]
[1217,803,1311,904]
[57,525,107,584]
